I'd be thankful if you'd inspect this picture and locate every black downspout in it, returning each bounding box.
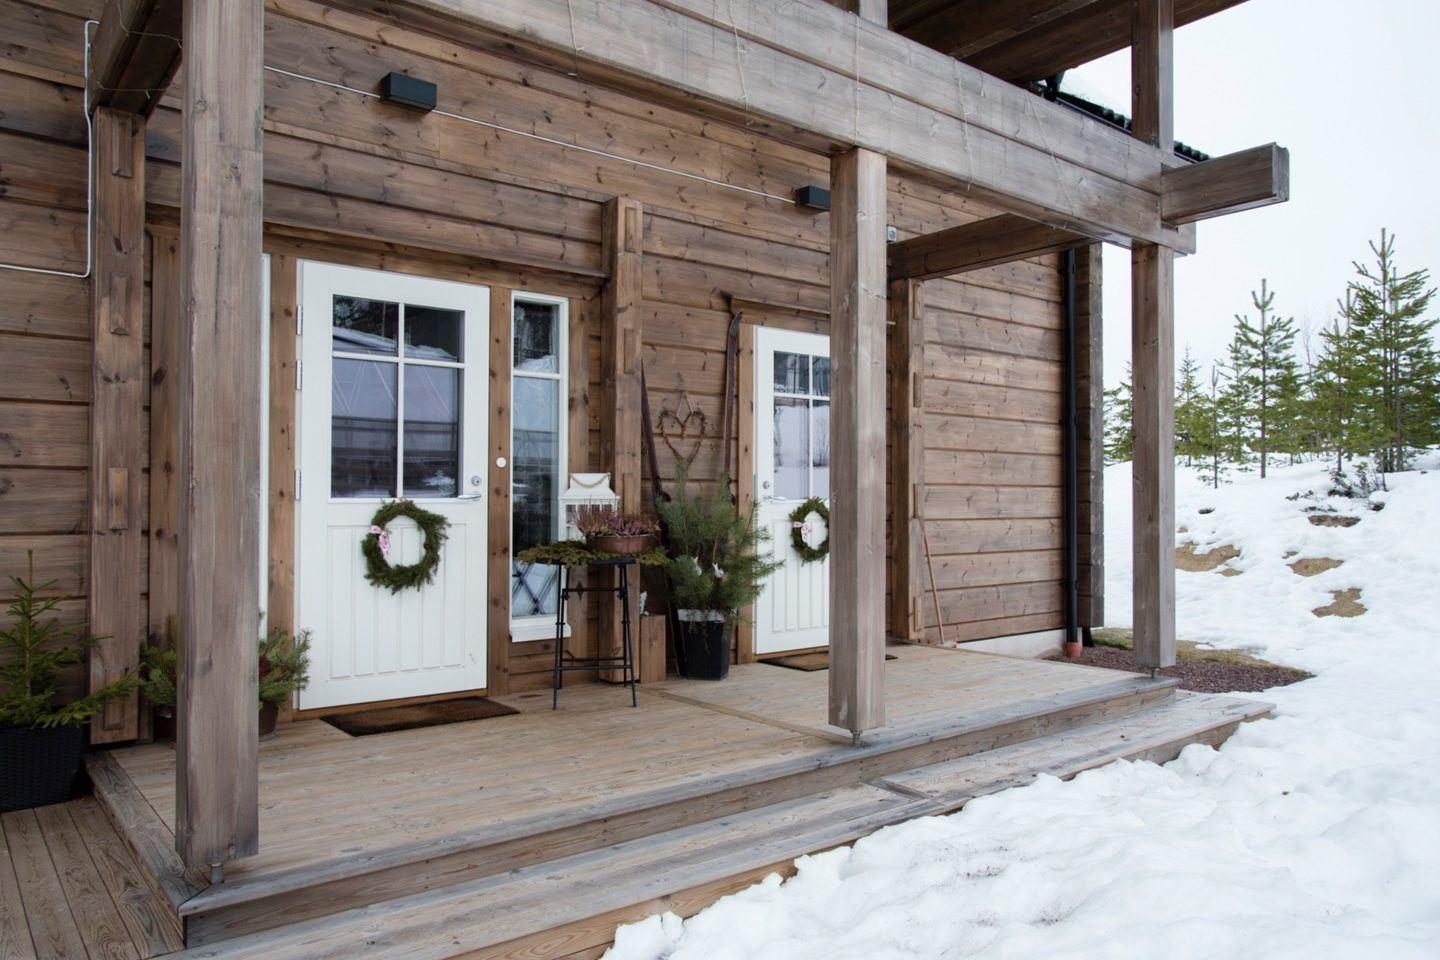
[1061,249,1081,651]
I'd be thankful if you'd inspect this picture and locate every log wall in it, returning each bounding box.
[0,0,1104,710]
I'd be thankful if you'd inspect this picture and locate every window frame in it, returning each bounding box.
[508,291,571,642]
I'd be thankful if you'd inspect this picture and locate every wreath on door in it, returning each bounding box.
[788,497,830,563]
[362,499,451,593]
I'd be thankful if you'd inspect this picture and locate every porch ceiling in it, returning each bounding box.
[888,0,1249,83]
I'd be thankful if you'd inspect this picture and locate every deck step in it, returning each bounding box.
[172,672,1177,946]
[168,690,1267,960]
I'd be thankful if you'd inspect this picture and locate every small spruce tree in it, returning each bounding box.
[1232,279,1302,477]
[1102,363,1134,464]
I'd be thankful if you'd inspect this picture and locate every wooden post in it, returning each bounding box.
[146,229,183,743]
[1075,244,1105,628]
[600,199,643,678]
[1130,0,1177,670]
[487,289,514,695]
[734,322,758,663]
[88,107,147,744]
[887,278,925,642]
[176,0,264,869]
[828,147,887,735]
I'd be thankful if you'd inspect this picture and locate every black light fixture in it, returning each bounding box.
[379,72,438,112]
[793,185,830,212]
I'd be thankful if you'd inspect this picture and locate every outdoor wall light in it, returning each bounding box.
[793,185,830,211]
[380,72,438,111]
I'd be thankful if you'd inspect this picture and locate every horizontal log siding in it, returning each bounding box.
[3,0,1081,698]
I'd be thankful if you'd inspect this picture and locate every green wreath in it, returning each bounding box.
[788,497,830,563]
[362,500,450,593]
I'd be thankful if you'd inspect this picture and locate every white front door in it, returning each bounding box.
[296,262,489,709]
[754,328,831,655]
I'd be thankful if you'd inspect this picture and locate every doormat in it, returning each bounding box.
[321,697,520,736]
[764,652,898,672]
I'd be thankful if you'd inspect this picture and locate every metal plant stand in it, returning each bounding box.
[549,556,638,709]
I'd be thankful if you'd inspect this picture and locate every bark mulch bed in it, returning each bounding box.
[1059,631,1312,694]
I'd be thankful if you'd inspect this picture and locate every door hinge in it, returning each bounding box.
[295,359,302,391]
[295,469,302,501]
[296,304,302,336]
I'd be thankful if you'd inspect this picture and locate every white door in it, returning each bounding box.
[754,328,831,655]
[296,262,489,709]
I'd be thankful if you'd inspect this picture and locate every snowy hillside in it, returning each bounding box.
[606,457,1440,960]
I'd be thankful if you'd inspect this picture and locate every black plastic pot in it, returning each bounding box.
[675,615,732,681]
[0,724,83,813]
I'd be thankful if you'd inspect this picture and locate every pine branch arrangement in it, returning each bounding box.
[258,628,312,706]
[0,552,136,729]
[656,468,783,617]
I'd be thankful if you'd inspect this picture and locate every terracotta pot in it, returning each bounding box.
[592,533,653,556]
[259,701,280,740]
[1063,639,1083,661]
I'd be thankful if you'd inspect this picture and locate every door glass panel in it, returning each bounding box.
[811,399,830,498]
[511,376,561,617]
[513,301,559,374]
[773,351,809,394]
[333,296,398,356]
[331,358,397,497]
[811,356,830,398]
[773,396,809,500]
[404,305,464,362]
[402,366,460,498]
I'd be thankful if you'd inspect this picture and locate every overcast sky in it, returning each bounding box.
[1065,0,1439,389]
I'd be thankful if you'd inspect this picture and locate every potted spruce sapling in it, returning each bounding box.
[656,470,781,680]
[0,553,136,812]
[138,625,311,742]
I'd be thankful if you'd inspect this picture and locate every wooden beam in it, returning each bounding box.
[886,278,925,642]
[487,288,513,696]
[266,253,299,722]
[828,148,887,735]
[88,107,147,745]
[1074,244,1105,628]
[175,0,263,869]
[888,214,1085,282]
[146,227,182,743]
[734,322,758,664]
[825,0,888,25]
[406,0,1186,248]
[87,0,183,117]
[600,199,643,678]
[1130,0,1176,671]
[1161,143,1289,224]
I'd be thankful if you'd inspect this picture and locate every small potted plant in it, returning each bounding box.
[0,553,136,812]
[656,471,781,680]
[258,628,311,739]
[138,637,177,741]
[575,506,658,556]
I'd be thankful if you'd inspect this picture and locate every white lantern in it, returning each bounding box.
[560,473,619,540]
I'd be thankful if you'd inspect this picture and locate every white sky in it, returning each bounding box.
[1065,0,1440,388]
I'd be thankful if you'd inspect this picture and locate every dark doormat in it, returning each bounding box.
[764,652,898,672]
[321,697,520,736]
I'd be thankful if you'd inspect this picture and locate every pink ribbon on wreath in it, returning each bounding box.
[369,525,392,558]
[792,520,813,538]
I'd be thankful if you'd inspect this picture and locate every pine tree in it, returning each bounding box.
[1196,365,1229,488]
[1174,346,1206,467]
[1313,298,1369,475]
[1231,279,1301,478]
[1340,230,1439,472]
[1216,333,1252,466]
[1103,363,1134,464]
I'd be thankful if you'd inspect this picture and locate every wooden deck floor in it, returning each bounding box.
[65,645,1267,958]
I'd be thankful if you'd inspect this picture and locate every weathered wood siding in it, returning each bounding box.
[0,0,1102,706]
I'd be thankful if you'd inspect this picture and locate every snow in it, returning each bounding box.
[605,456,1440,959]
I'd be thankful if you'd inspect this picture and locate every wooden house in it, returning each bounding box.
[0,0,1288,955]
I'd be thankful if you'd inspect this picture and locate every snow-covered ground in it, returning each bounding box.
[606,456,1440,959]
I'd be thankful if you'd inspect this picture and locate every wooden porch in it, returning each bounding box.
[71,645,1269,959]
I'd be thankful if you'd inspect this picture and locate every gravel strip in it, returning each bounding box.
[1063,645,1311,694]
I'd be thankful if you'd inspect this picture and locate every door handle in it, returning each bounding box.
[456,492,483,501]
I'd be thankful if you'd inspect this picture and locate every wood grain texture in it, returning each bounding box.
[87,0,183,116]
[175,0,264,867]
[1161,142,1290,224]
[488,288,514,695]
[146,230,182,741]
[265,254,298,644]
[827,148,887,734]
[1130,242,1175,668]
[89,107,147,744]
[888,214,1083,282]
[886,279,925,641]
[1131,0,1175,153]
[734,322,757,663]
[1075,244,1104,626]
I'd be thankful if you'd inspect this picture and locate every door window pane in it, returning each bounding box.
[773,351,809,394]
[811,356,830,398]
[403,366,460,498]
[773,396,809,500]
[811,399,830,498]
[332,358,397,497]
[514,301,559,373]
[405,305,464,362]
[333,296,398,356]
[511,375,560,617]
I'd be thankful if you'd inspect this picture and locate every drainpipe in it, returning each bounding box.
[1061,249,1083,659]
